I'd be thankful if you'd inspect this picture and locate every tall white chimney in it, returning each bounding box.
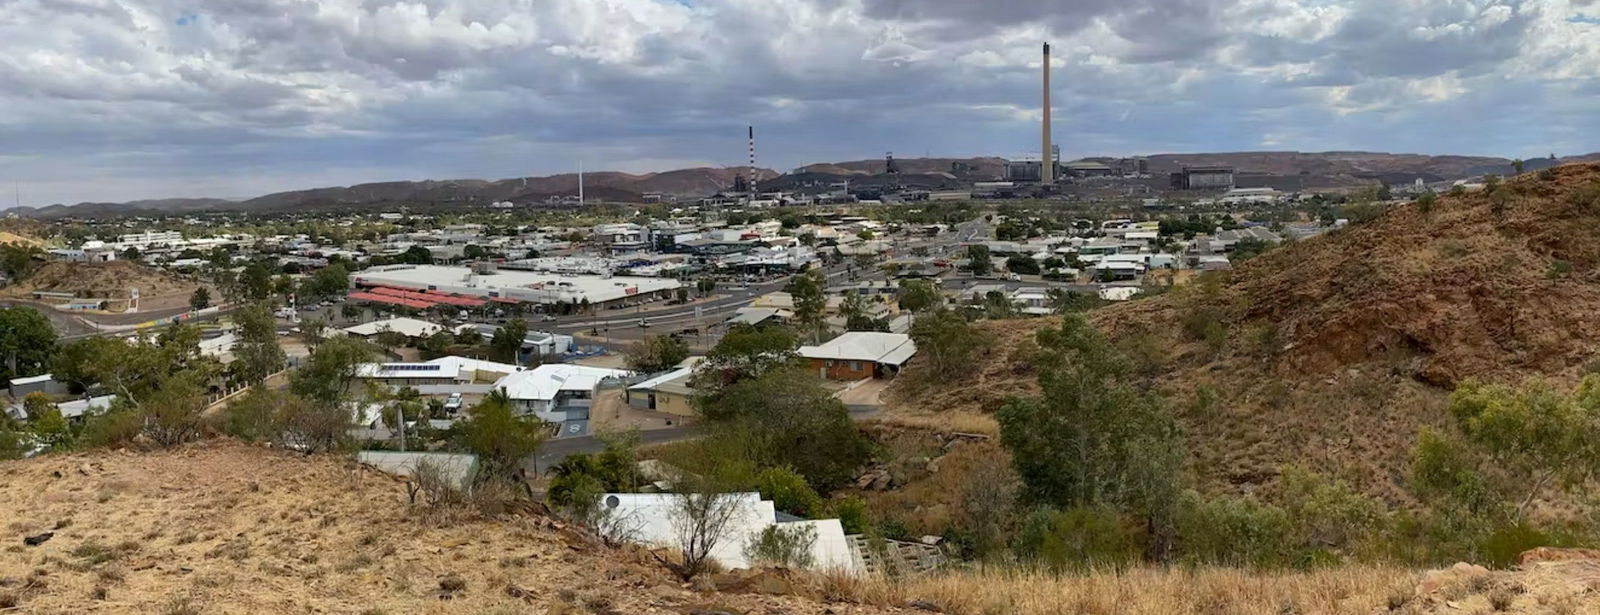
[1041,42,1053,185]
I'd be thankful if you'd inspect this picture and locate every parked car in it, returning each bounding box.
[444,393,463,412]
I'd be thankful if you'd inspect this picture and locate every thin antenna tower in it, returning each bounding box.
[578,160,584,205]
[747,125,756,203]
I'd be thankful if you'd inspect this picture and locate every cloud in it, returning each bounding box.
[0,0,1595,206]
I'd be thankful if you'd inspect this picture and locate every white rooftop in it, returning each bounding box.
[493,364,630,402]
[798,332,917,367]
[353,265,682,305]
[342,317,444,339]
[357,355,525,381]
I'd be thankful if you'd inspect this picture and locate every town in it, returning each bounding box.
[3,1,1599,612]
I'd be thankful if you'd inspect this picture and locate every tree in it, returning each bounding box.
[0,307,57,383]
[299,263,350,301]
[239,262,273,302]
[23,393,71,451]
[300,317,328,347]
[898,279,941,313]
[0,243,45,281]
[234,302,287,384]
[189,287,211,311]
[490,320,528,364]
[140,372,208,448]
[625,335,690,373]
[1412,377,1600,521]
[691,323,798,398]
[290,335,374,408]
[908,309,979,382]
[121,246,142,261]
[996,314,1185,559]
[400,245,434,265]
[1512,159,1525,175]
[1047,288,1101,314]
[966,244,993,276]
[652,478,744,581]
[419,330,452,360]
[784,269,827,341]
[698,366,870,492]
[1006,256,1041,276]
[460,389,548,484]
[340,302,361,322]
[840,292,886,332]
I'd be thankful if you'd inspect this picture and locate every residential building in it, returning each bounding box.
[624,358,702,417]
[493,364,630,423]
[797,332,917,380]
[357,356,526,387]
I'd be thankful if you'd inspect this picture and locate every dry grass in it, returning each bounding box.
[812,565,1416,615]
[0,441,876,614]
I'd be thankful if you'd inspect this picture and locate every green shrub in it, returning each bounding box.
[1417,191,1437,214]
[754,466,823,518]
[1548,260,1573,279]
[827,496,869,535]
[744,524,817,569]
[1478,523,1553,569]
[1278,467,1385,561]
[1567,181,1600,213]
[77,407,142,450]
[1012,506,1142,572]
[1175,491,1291,568]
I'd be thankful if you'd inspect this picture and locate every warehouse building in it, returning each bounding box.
[351,265,683,311]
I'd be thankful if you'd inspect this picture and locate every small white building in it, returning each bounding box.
[598,493,863,574]
[357,355,526,387]
[492,364,630,422]
[341,317,445,341]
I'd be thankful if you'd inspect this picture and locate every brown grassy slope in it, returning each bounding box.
[888,163,1600,504]
[0,260,196,299]
[0,441,899,615]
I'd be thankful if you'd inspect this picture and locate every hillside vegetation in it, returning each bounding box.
[890,163,1600,506]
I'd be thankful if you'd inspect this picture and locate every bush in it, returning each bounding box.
[1175,491,1291,568]
[1417,191,1437,214]
[1479,522,1553,569]
[744,524,817,569]
[140,375,207,448]
[828,496,869,535]
[755,466,824,518]
[1012,506,1142,572]
[1548,260,1573,279]
[1278,467,1385,561]
[459,391,548,486]
[1181,306,1228,355]
[78,406,142,450]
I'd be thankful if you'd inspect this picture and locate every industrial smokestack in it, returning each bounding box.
[1041,42,1053,185]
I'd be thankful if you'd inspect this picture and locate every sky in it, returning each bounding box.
[2,0,1599,207]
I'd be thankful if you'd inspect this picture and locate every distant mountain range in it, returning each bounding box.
[9,151,1599,218]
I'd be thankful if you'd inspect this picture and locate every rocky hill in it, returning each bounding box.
[890,163,1600,504]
